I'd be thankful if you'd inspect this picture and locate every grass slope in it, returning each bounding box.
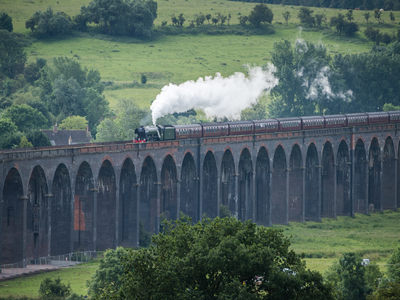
[0,261,97,299]
[2,0,400,108]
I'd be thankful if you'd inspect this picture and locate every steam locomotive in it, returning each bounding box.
[134,111,400,142]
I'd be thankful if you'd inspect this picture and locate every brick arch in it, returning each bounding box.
[238,148,253,221]
[1,168,24,265]
[289,143,303,222]
[220,149,236,217]
[321,141,335,218]
[180,152,198,222]
[120,158,137,247]
[161,155,178,221]
[202,151,218,218]
[255,146,270,225]
[305,143,319,221]
[271,145,287,224]
[382,136,396,209]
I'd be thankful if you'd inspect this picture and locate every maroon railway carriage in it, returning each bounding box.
[253,119,279,134]
[228,121,254,136]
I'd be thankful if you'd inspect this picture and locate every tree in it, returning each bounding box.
[326,253,367,299]
[298,7,315,27]
[18,136,33,148]
[248,4,273,27]
[0,12,13,32]
[374,9,383,23]
[178,13,185,27]
[59,116,88,130]
[26,131,51,147]
[390,11,396,22]
[0,118,21,149]
[388,248,400,282]
[88,217,333,299]
[364,12,370,23]
[330,14,358,36]
[79,0,157,38]
[283,10,290,25]
[0,30,26,78]
[346,9,354,22]
[206,13,211,24]
[2,104,48,133]
[25,8,73,38]
[269,40,334,117]
[315,13,326,28]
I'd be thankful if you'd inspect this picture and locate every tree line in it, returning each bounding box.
[229,0,400,10]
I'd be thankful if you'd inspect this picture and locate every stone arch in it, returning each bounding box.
[119,158,137,247]
[180,153,198,222]
[51,164,72,255]
[305,143,320,221]
[354,139,367,213]
[238,148,253,221]
[161,155,178,220]
[27,166,49,260]
[337,141,351,216]
[321,142,335,218]
[97,160,116,250]
[220,149,236,217]
[202,151,218,218]
[271,145,287,224]
[368,138,381,210]
[255,147,270,225]
[74,162,94,251]
[140,156,158,244]
[289,144,303,222]
[382,136,396,209]
[398,141,400,209]
[1,168,24,264]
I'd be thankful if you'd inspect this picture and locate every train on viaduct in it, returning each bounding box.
[1,111,400,267]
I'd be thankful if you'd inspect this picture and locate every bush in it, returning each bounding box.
[26,131,51,147]
[388,247,400,282]
[248,4,273,28]
[38,277,71,299]
[0,12,13,32]
[25,8,73,38]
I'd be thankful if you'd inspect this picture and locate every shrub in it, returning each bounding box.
[248,4,273,28]
[0,12,13,32]
[38,277,71,299]
[25,8,73,38]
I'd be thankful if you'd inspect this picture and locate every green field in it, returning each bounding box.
[0,210,398,298]
[2,0,400,109]
[0,261,98,299]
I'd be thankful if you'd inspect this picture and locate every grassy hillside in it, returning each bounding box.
[2,0,400,108]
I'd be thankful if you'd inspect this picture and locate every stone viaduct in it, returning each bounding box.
[0,121,399,266]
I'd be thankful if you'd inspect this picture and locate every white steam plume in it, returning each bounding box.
[150,65,278,124]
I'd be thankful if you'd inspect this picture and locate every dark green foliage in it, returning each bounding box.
[87,247,128,299]
[330,14,359,36]
[88,217,333,299]
[269,39,333,117]
[140,73,147,84]
[364,263,383,294]
[79,0,157,38]
[0,12,13,32]
[370,281,400,299]
[40,57,109,135]
[25,7,73,38]
[2,104,48,132]
[387,247,400,282]
[0,118,21,149]
[38,277,71,299]
[26,131,51,147]
[298,7,315,27]
[248,4,273,27]
[326,253,367,300]
[0,30,26,78]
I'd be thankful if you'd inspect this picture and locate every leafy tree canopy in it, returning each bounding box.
[59,115,88,130]
[0,12,13,32]
[248,4,273,27]
[0,30,26,78]
[79,0,157,38]
[88,217,333,299]
[2,104,48,133]
[0,118,21,149]
[25,7,72,38]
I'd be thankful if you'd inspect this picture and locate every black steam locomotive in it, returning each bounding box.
[135,111,400,142]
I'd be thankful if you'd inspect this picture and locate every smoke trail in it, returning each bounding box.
[150,65,278,124]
